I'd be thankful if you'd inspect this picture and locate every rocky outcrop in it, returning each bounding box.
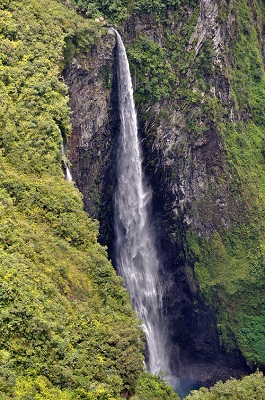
[124,0,240,239]
[188,0,221,56]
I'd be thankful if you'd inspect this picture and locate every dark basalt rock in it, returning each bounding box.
[63,29,118,249]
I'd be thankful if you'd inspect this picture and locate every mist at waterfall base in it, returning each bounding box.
[113,30,202,399]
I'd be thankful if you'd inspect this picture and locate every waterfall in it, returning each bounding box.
[114,31,170,377]
[61,142,72,183]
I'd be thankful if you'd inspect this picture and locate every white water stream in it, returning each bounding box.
[114,31,170,376]
[61,142,72,183]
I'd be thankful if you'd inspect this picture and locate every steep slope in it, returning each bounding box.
[64,0,265,387]
[0,1,181,399]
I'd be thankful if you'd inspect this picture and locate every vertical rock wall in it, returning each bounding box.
[63,1,255,386]
[63,29,118,246]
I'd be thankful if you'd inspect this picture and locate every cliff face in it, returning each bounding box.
[64,0,265,387]
[64,30,117,238]
[123,0,265,374]
[124,0,239,238]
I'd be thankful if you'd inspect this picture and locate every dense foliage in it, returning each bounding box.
[133,373,180,400]
[128,36,175,103]
[186,371,265,400]
[0,1,158,398]
[63,0,197,23]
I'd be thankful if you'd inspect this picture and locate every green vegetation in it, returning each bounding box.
[127,36,175,103]
[185,0,265,368]
[0,0,180,399]
[2,0,265,397]
[65,0,198,23]
[127,2,200,106]
[133,373,179,400]
[186,371,265,400]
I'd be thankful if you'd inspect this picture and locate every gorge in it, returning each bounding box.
[64,13,252,391]
[1,0,265,398]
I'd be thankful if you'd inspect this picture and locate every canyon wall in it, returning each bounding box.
[64,0,265,386]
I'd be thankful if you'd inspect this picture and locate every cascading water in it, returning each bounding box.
[114,30,170,377]
[61,142,72,183]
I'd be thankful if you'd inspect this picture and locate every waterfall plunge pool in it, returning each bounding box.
[170,376,203,399]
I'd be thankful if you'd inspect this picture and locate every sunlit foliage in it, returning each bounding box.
[186,371,265,400]
[0,1,146,398]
